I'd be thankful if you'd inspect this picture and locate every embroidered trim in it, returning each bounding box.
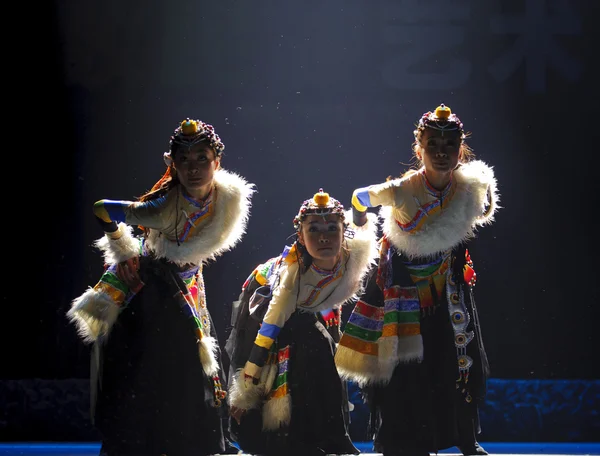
[301,267,344,307]
[310,257,342,276]
[446,263,475,402]
[421,171,453,199]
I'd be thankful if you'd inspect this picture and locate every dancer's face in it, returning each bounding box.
[298,214,344,270]
[417,128,462,174]
[173,143,220,199]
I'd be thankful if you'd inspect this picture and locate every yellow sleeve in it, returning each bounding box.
[352,179,403,210]
[123,197,171,230]
[254,262,299,350]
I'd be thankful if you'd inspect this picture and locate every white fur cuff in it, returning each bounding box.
[198,336,220,376]
[67,287,120,343]
[94,223,140,265]
[228,369,264,411]
[262,395,292,430]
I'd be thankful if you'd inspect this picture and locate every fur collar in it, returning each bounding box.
[275,212,379,315]
[146,168,255,266]
[381,160,499,259]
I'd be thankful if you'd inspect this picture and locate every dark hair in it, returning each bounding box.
[137,140,219,203]
[391,130,475,181]
[295,241,314,273]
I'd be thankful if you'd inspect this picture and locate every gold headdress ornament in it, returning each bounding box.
[169,118,225,154]
[415,103,465,139]
[163,118,225,167]
[292,188,345,231]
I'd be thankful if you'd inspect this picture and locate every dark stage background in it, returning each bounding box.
[3,0,599,443]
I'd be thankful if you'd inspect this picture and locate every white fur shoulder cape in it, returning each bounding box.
[381,160,500,258]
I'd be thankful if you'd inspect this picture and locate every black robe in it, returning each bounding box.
[364,243,490,454]
[225,272,359,456]
[93,256,226,456]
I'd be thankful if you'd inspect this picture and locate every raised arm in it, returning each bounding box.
[351,179,401,226]
[93,199,131,238]
[93,196,169,237]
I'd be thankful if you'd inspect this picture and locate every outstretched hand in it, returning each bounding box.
[116,256,143,292]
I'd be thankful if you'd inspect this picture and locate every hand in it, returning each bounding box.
[352,206,368,227]
[116,256,143,292]
[230,405,246,425]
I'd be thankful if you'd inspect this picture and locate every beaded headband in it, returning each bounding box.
[293,188,345,231]
[164,118,224,166]
[415,104,465,139]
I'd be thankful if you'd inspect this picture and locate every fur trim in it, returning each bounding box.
[335,344,381,387]
[228,368,264,411]
[66,287,120,343]
[262,395,292,430]
[146,168,255,266]
[94,223,140,265]
[466,160,500,226]
[263,362,279,396]
[382,160,500,259]
[301,210,379,313]
[379,333,423,380]
[198,336,220,376]
[336,333,424,387]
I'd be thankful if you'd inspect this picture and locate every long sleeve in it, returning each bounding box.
[67,264,138,343]
[93,195,171,233]
[244,262,299,378]
[352,179,404,212]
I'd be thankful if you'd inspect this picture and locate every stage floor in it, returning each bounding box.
[0,442,598,456]
[0,442,599,456]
